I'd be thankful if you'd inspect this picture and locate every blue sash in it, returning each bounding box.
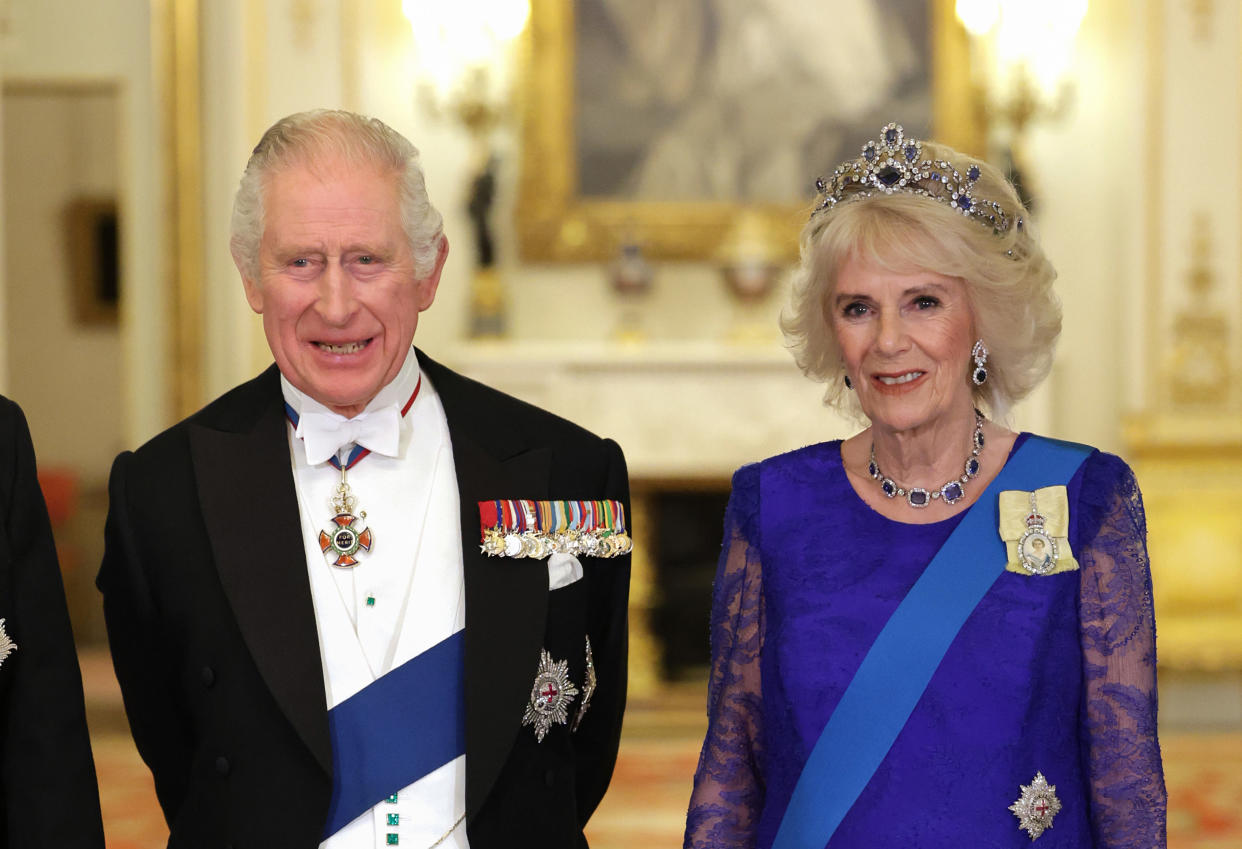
[323,630,466,838]
[771,436,1092,849]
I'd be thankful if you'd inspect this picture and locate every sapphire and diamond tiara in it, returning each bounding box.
[812,123,1020,237]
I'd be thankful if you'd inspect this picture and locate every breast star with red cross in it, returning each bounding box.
[1009,772,1062,840]
[522,649,580,742]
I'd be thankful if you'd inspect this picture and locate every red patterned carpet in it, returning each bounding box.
[1163,734,1242,849]
[83,653,1241,848]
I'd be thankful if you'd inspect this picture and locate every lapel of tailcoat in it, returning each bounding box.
[421,355,552,821]
[186,359,552,810]
[189,367,332,774]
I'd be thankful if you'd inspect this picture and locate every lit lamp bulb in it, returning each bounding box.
[956,0,1000,35]
[401,0,531,126]
[483,0,531,42]
[402,0,530,67]
[957,0,1088,109]
[1030,0,1087,94]
[993,0,1086,98]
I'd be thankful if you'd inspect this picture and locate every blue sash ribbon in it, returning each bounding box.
[323,630,466,838]
[771,436,1092,849]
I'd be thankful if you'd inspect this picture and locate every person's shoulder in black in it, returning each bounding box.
[0,395,104,847]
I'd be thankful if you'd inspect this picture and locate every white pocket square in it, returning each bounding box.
[548,553,584,591]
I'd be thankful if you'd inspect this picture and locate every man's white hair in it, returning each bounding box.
[229,109,444,280]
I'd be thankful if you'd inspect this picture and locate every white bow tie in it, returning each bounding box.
[296,406,402,466]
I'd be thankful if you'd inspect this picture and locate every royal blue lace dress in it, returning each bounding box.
[684,436,1166,848]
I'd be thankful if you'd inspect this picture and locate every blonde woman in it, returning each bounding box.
[685,124,1165,848]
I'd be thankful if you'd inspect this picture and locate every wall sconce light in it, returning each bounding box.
[955,0,1087,208]
[402,0,530,338]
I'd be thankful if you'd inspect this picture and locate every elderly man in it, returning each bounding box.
[99,110,631,848]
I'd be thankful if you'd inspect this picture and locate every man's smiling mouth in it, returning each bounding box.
[315,339,371,354]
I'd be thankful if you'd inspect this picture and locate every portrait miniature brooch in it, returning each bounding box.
[478,499,632,560]
[998,487,1078,576]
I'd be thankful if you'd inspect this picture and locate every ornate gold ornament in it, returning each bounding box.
[1166,213,1232,408]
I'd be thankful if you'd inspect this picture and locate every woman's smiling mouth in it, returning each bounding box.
[876,370,926,386]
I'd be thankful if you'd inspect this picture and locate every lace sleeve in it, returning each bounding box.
[1077,453,1167,848]
[685,465,765,849]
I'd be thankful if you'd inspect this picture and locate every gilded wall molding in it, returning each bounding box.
[1144,0,1165,410]
[154,0,206,418]
[1167,214,1232,407]
[1188,0,1214,41]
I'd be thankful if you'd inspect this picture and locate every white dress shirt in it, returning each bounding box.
[282,348,470,849]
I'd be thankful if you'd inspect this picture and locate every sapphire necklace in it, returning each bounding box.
[868,411,985,509]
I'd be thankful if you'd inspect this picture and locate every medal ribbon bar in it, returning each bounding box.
[477,499,631,559]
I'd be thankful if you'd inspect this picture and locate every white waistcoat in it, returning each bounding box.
[284,354,470,849]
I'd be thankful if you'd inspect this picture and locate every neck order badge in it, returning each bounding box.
[285,377,421,568]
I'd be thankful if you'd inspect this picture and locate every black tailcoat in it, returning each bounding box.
[98,355,630,848]
[0,396,104,847]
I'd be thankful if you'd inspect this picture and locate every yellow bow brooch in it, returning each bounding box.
[998,486,1079,576]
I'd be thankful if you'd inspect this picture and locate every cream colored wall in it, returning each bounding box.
[1147,0,1241,411]
[1017,0,1148,452]
[1,89,123,480]
[0,0,167,449]
[200,0,260,402]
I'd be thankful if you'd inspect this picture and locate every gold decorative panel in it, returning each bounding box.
[1125,414,1242,670]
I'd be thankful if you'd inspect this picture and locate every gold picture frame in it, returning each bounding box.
[516,0,983,263]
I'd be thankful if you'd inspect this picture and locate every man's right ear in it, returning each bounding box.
[233,248,265,314]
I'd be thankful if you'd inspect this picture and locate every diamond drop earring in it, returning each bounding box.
[971,340,988,386]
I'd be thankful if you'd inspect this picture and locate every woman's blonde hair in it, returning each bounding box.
[780,139,1060,421]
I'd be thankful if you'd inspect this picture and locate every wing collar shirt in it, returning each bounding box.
[281,347,469,849]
